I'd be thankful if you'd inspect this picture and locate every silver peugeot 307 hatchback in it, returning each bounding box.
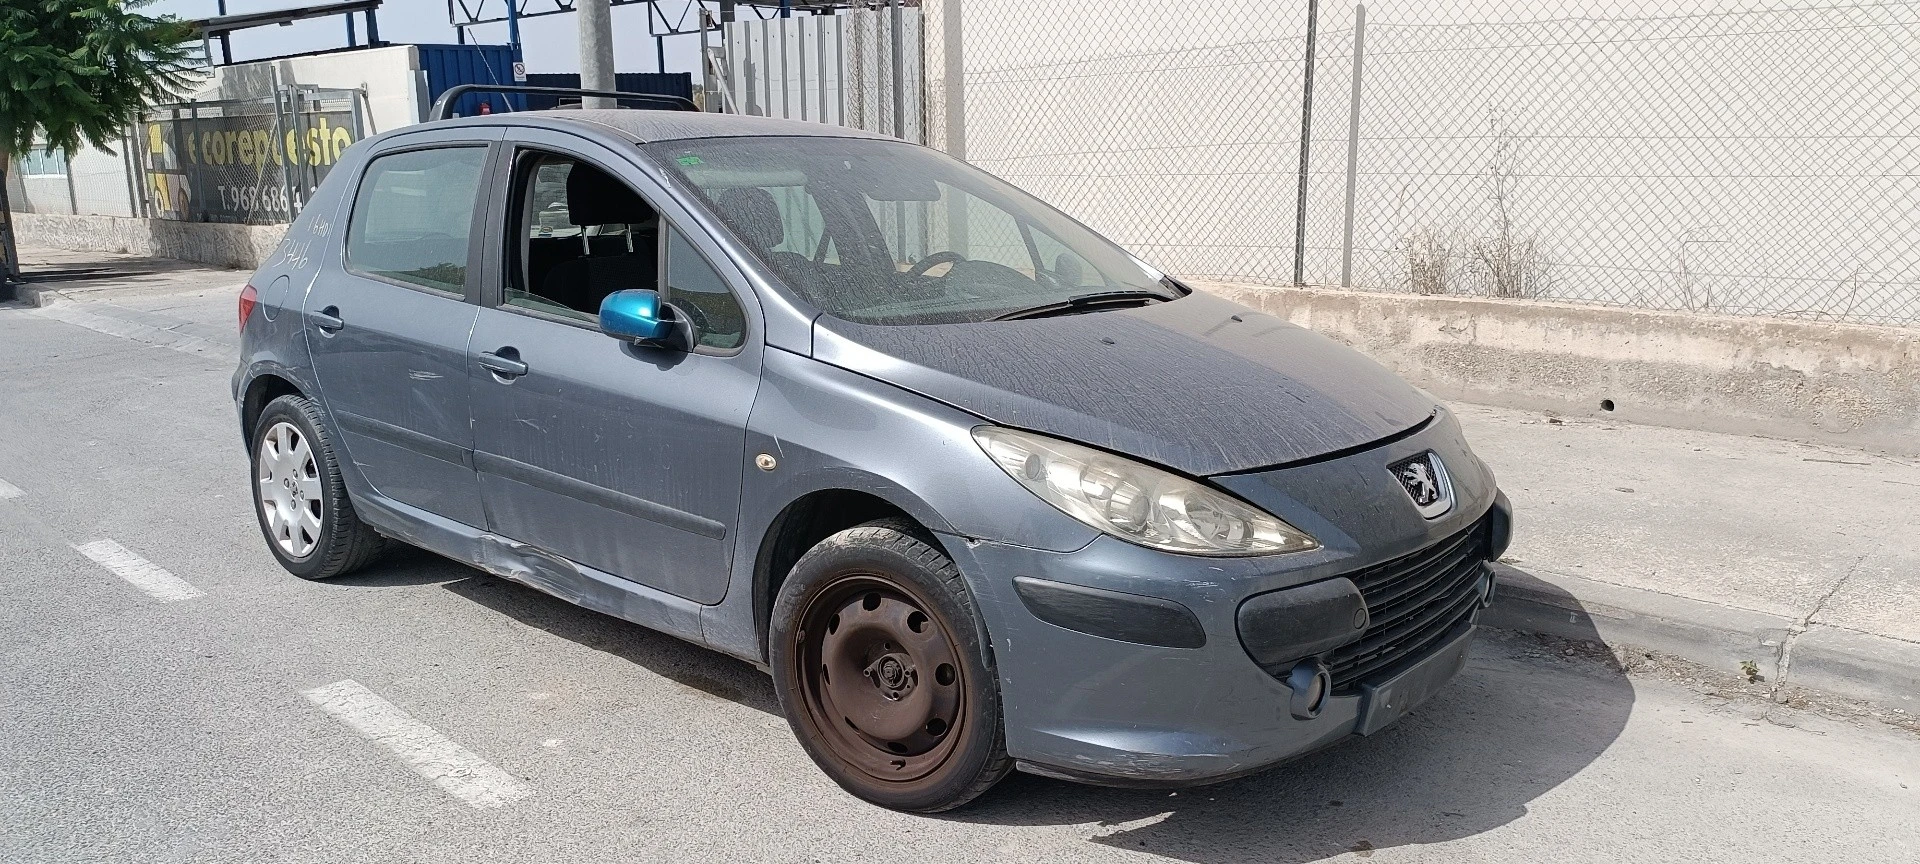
[233,95,1511,813]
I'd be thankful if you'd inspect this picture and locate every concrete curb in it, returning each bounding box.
[18,283,63,308]
[1483,564,1918,712]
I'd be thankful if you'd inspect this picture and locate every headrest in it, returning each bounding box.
[567,163,654,227]
[713,187,786,249]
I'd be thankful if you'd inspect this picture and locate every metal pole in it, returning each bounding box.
[345,12,356,48]
[216,0,233,64]
[185,102,206,221]
[270,65,298,221]
[579,0,617,109]
[505,0,522,48]
[889,0,906,140]
[1291,0,1319,286]
[121,126,143,218]
[943,0,964,158]
[699,8,713,109]
[1340,4,1366,287]
[779,16,790,118]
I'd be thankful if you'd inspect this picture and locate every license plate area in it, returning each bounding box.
[1354,625,1476,736]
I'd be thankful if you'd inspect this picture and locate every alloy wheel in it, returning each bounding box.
[255,421,323,559]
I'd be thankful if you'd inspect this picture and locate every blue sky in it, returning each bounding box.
[151,0,710,74]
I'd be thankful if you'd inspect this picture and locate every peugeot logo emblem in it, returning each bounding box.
[1390,451,1455,519]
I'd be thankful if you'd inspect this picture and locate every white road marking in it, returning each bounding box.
[72,539,204,602]
[302,680,532,809]
[0,477,21,499]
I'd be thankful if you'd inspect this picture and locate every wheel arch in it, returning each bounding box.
[751,486,952,663]
[241,372,304,451]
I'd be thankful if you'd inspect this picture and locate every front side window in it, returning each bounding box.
[507,153,659,323]
[665,227,746,351]
[644,137,1175,326]
[345,147,487,294]
[503,150,747,351]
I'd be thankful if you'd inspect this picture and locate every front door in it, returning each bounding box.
[306,131,501,528]
[466,132,759,605]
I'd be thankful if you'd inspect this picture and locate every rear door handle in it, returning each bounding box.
[311,306,344,333]
[477,350,528,378]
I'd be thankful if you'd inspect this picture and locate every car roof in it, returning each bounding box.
[434,109,898,145]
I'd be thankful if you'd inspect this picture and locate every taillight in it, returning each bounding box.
[238,283,259,332]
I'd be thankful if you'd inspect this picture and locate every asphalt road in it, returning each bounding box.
[2,275,1916,863]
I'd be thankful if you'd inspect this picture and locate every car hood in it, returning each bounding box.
[809,291,1437,476]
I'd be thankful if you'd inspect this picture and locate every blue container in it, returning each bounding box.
[417,43,522,118]
[523,72,695,109]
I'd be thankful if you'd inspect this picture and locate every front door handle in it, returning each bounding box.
[477,349,528,378]
[312,306,344,333]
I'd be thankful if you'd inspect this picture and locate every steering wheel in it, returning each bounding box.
[904,250,967,280]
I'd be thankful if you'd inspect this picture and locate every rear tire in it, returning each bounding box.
[250,394,387,580]
[770,519,1011,812]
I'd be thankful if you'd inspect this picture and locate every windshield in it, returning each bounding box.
[641,136,1177,325]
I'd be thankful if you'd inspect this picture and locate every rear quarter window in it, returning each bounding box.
[345,147,488,294]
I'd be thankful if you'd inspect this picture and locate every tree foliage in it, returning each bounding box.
[0,0,198,156]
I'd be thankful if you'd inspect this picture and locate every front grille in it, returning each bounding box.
[1326,516,1490,693]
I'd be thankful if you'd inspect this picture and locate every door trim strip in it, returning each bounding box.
[472,451,728,541]
[335,410,475,469]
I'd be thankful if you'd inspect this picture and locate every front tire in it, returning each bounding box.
[770,519,1011,812]
[250,394,386,580]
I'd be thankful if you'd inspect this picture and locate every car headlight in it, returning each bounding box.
[973,427,1318,556]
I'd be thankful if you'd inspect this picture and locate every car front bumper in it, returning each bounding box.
[943,409,1509,786]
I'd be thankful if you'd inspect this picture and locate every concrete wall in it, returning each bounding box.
[192,45,426,134]
[1191,280,1920,457]
[15,213,287,271]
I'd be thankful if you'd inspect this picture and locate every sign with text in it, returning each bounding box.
[143,92,363,224]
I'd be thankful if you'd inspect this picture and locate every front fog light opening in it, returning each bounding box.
[1286,659,1332,721]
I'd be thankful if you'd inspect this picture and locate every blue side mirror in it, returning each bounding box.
[599,289,673,345]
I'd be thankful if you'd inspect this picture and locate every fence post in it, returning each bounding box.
[185,102,206,221]
[271,66,297,222]
[1292,0,1320,286]
[943,0,965,159]
[1340,4,1366,287]
[890,0,907,140]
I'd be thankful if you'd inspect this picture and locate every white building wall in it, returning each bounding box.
[189,44,426,134]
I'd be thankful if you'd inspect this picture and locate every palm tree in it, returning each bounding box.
[0,0,197,296]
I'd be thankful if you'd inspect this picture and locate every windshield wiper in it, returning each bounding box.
[989,290,1176,321]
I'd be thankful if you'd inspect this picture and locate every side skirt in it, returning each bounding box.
[350,491,708,648]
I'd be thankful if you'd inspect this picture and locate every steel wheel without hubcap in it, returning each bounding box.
[797,575,967,783]
[255,421,323,560]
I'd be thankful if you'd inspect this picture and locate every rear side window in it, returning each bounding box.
[345,147,487,294]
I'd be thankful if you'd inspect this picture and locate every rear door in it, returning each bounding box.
[305,129,503,528]
[465,127,760,605]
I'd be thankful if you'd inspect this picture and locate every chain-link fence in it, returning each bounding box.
[931,0,1920,327]
[141,88,367,224]
[4,135,145,218]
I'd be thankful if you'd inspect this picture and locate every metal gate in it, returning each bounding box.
[712,4,924,143]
